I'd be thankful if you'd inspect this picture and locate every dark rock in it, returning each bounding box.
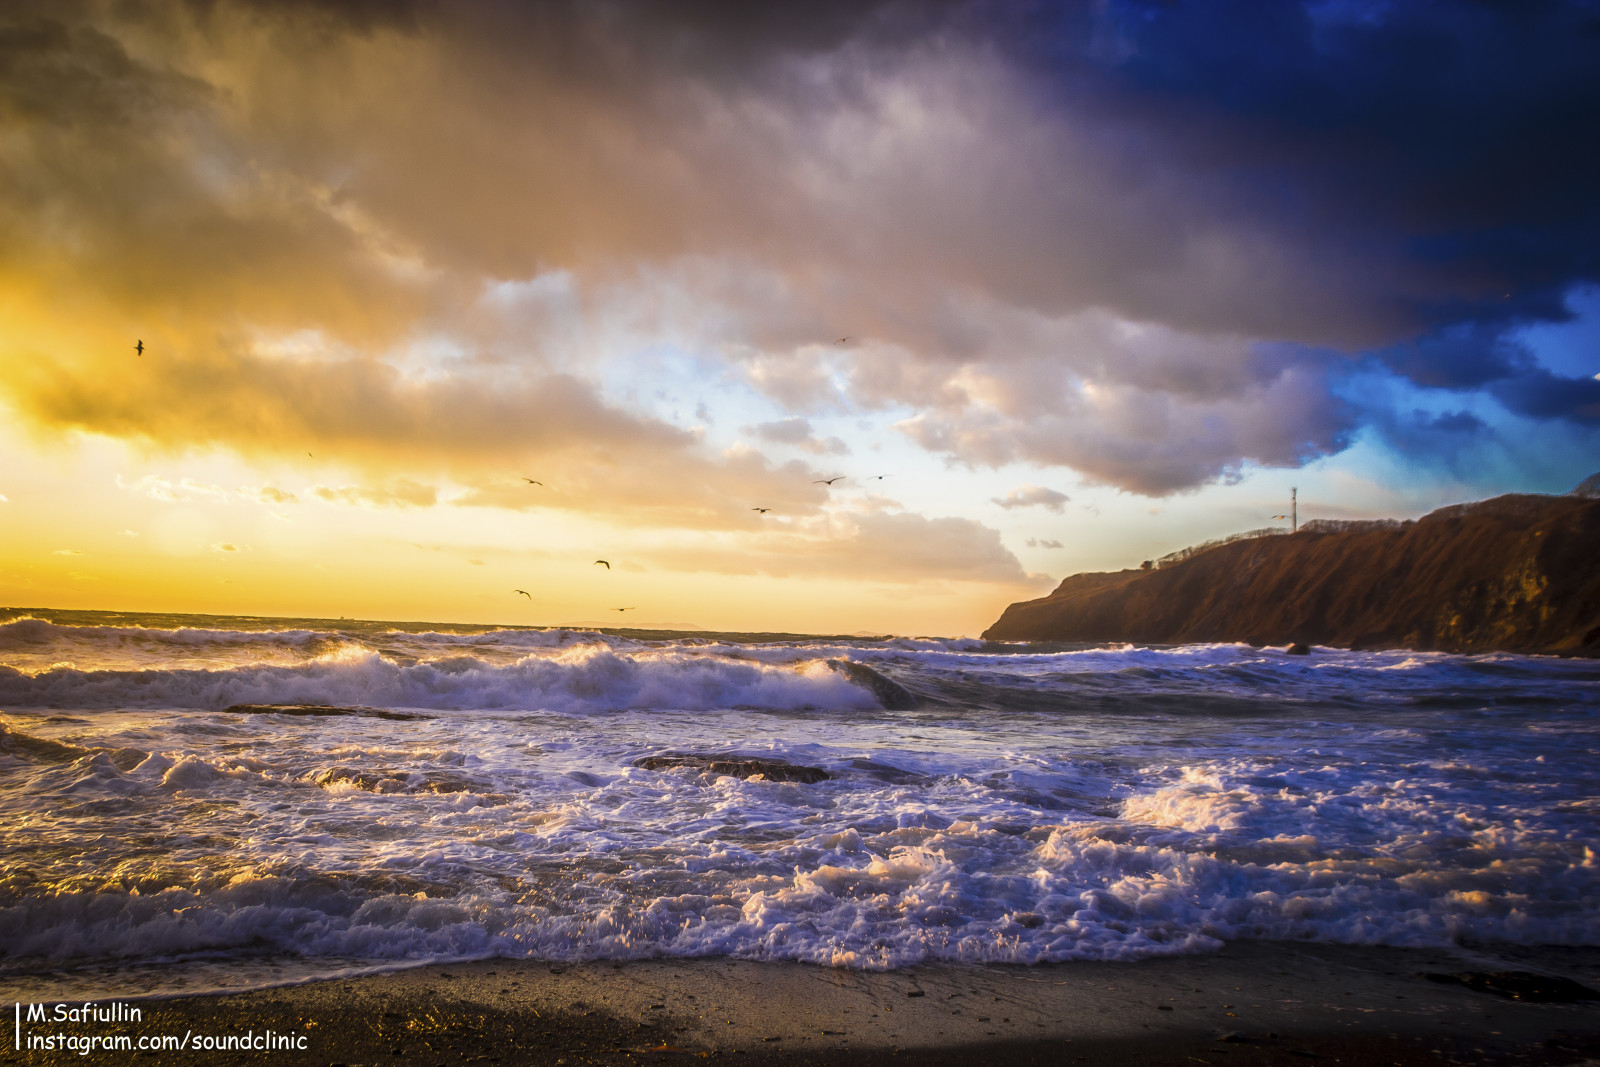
[1286,642,1311,655]
[0,725,148,770]
[1420,971,1600,1002]
[827,659,920,709]
[313,767,409,792]
[224,703,424,721]
[633,754,831,783]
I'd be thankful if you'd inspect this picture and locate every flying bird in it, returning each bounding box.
[752,507,771,514]
[813,477,844,486]
[836,337,851,345]
[514,589,532,599]
[1271,514,1288,520]
[869,474,887,480]
[134,340,143,356]
[611,606,636,612]
[523,478,543,486]
[594,559,610,569]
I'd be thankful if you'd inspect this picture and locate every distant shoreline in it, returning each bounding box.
[0,606,913,645]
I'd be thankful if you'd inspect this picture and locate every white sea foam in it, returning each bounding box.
[0,646,882,713]
[1,615,1597,993]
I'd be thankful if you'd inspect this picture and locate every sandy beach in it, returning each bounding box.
[11,942,1599,1065]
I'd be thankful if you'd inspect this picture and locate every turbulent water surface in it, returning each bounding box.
[1,608,1597,999]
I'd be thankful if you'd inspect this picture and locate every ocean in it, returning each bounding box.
[1,609,1596,1000]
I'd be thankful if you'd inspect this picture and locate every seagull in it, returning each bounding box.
[752,507,771,514]
[612,606,636,612]
[868,474,887,480]
[134,340,143,357]
[514,589,532,599]
[813,477,844,486]
[836,337,851,345]
[522,478,543,486]
[594,559,610,569]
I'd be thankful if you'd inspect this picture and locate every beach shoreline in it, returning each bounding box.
[9,942,1598,1065]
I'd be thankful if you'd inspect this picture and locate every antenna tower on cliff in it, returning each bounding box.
[1291,487,1298,533]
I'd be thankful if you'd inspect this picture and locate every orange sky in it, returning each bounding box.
[4,1,1586,634]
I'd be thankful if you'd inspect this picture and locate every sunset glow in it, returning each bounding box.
[3,1,1597,633]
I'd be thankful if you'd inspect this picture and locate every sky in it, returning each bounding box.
[1,0,1598,636]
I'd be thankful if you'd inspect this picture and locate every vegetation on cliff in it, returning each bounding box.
[983,489,1600,655]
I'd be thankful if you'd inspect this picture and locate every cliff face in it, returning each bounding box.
[983,493,1600,655]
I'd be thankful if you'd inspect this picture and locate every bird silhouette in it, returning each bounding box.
[836,337,851,344]
[134,340,143,357]
[1271,514,1288,520]
[869,474,887,480]
[611,606,636,612]
[752,507,771,514]
[514,589,532,599]
[594,559,610,569]
[813,477,844,486]
[523,478,543,486]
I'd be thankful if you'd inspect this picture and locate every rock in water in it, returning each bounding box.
[223,703,423,721]
[633,754,832,783]
[1286,642,1311,655]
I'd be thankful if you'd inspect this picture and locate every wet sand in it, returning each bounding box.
[11,942,1600,1065]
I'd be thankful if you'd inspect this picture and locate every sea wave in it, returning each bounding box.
[1,611,1597,993]
[0,646,886,713]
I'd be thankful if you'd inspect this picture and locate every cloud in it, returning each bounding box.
[310,479,438,509]
[116,475,234,503]
[746,417,850,456]
[211,542,246,553]
[243,485,298,505]
[991,485,1069,512]
[896,346,1355,495]
[644,506,1043,585]
[51,548,83,556]
[1491,369,1600,424]
[2,0,1597,502]
[450,446,839,531]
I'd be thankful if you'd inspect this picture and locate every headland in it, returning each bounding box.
[984,486,1600,655]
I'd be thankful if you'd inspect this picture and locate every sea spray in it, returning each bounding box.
[1,610,1596,997]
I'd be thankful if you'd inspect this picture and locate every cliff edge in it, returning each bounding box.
[982,488,1600,655]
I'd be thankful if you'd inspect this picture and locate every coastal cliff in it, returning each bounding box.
[983,490,1600,655]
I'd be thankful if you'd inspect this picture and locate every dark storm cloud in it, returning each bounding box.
[0,12,209,127]
[1370,325,1533,391]
[5,0,1598,501]
[1054,0,1600,334]
[1365,406,1491,478]
[1491,368,1600,423]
